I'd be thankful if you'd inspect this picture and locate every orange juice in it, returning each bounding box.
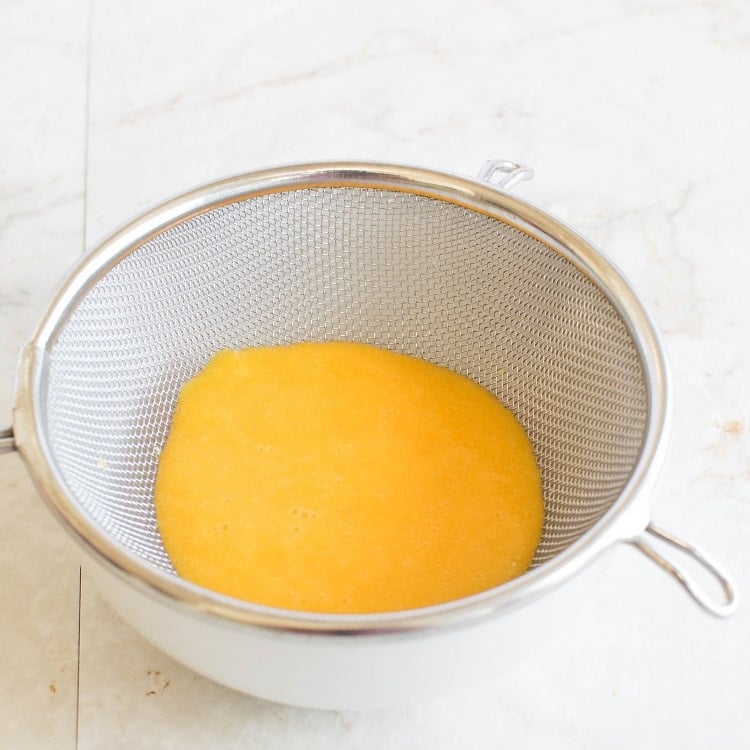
[155,342,543,613]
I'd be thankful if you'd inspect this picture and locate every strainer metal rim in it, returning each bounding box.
[12,161,670,635]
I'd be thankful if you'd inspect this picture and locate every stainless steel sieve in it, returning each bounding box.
[1,160,736,708]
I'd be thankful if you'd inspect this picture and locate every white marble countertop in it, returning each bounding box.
[2,0,748,747]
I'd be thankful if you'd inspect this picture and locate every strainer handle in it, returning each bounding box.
[629,523,737,618]
[478,160,535,190]
[0,426,15,454]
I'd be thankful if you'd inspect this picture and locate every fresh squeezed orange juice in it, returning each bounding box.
[155,342,543,613]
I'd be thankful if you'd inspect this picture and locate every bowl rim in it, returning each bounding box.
[12,161,671,635]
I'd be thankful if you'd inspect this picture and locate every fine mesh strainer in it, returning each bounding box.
[0,160,736,707]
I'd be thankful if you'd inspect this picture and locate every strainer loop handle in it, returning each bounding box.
[478,160,535,190]
[0,426,15,454]
[630,523,737,618]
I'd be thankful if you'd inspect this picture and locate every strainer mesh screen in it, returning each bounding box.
[44,187,647,574]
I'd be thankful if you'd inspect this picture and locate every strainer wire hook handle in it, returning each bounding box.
[478,160,535,190]
[629,523,737,618]
[0,426,15,455]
